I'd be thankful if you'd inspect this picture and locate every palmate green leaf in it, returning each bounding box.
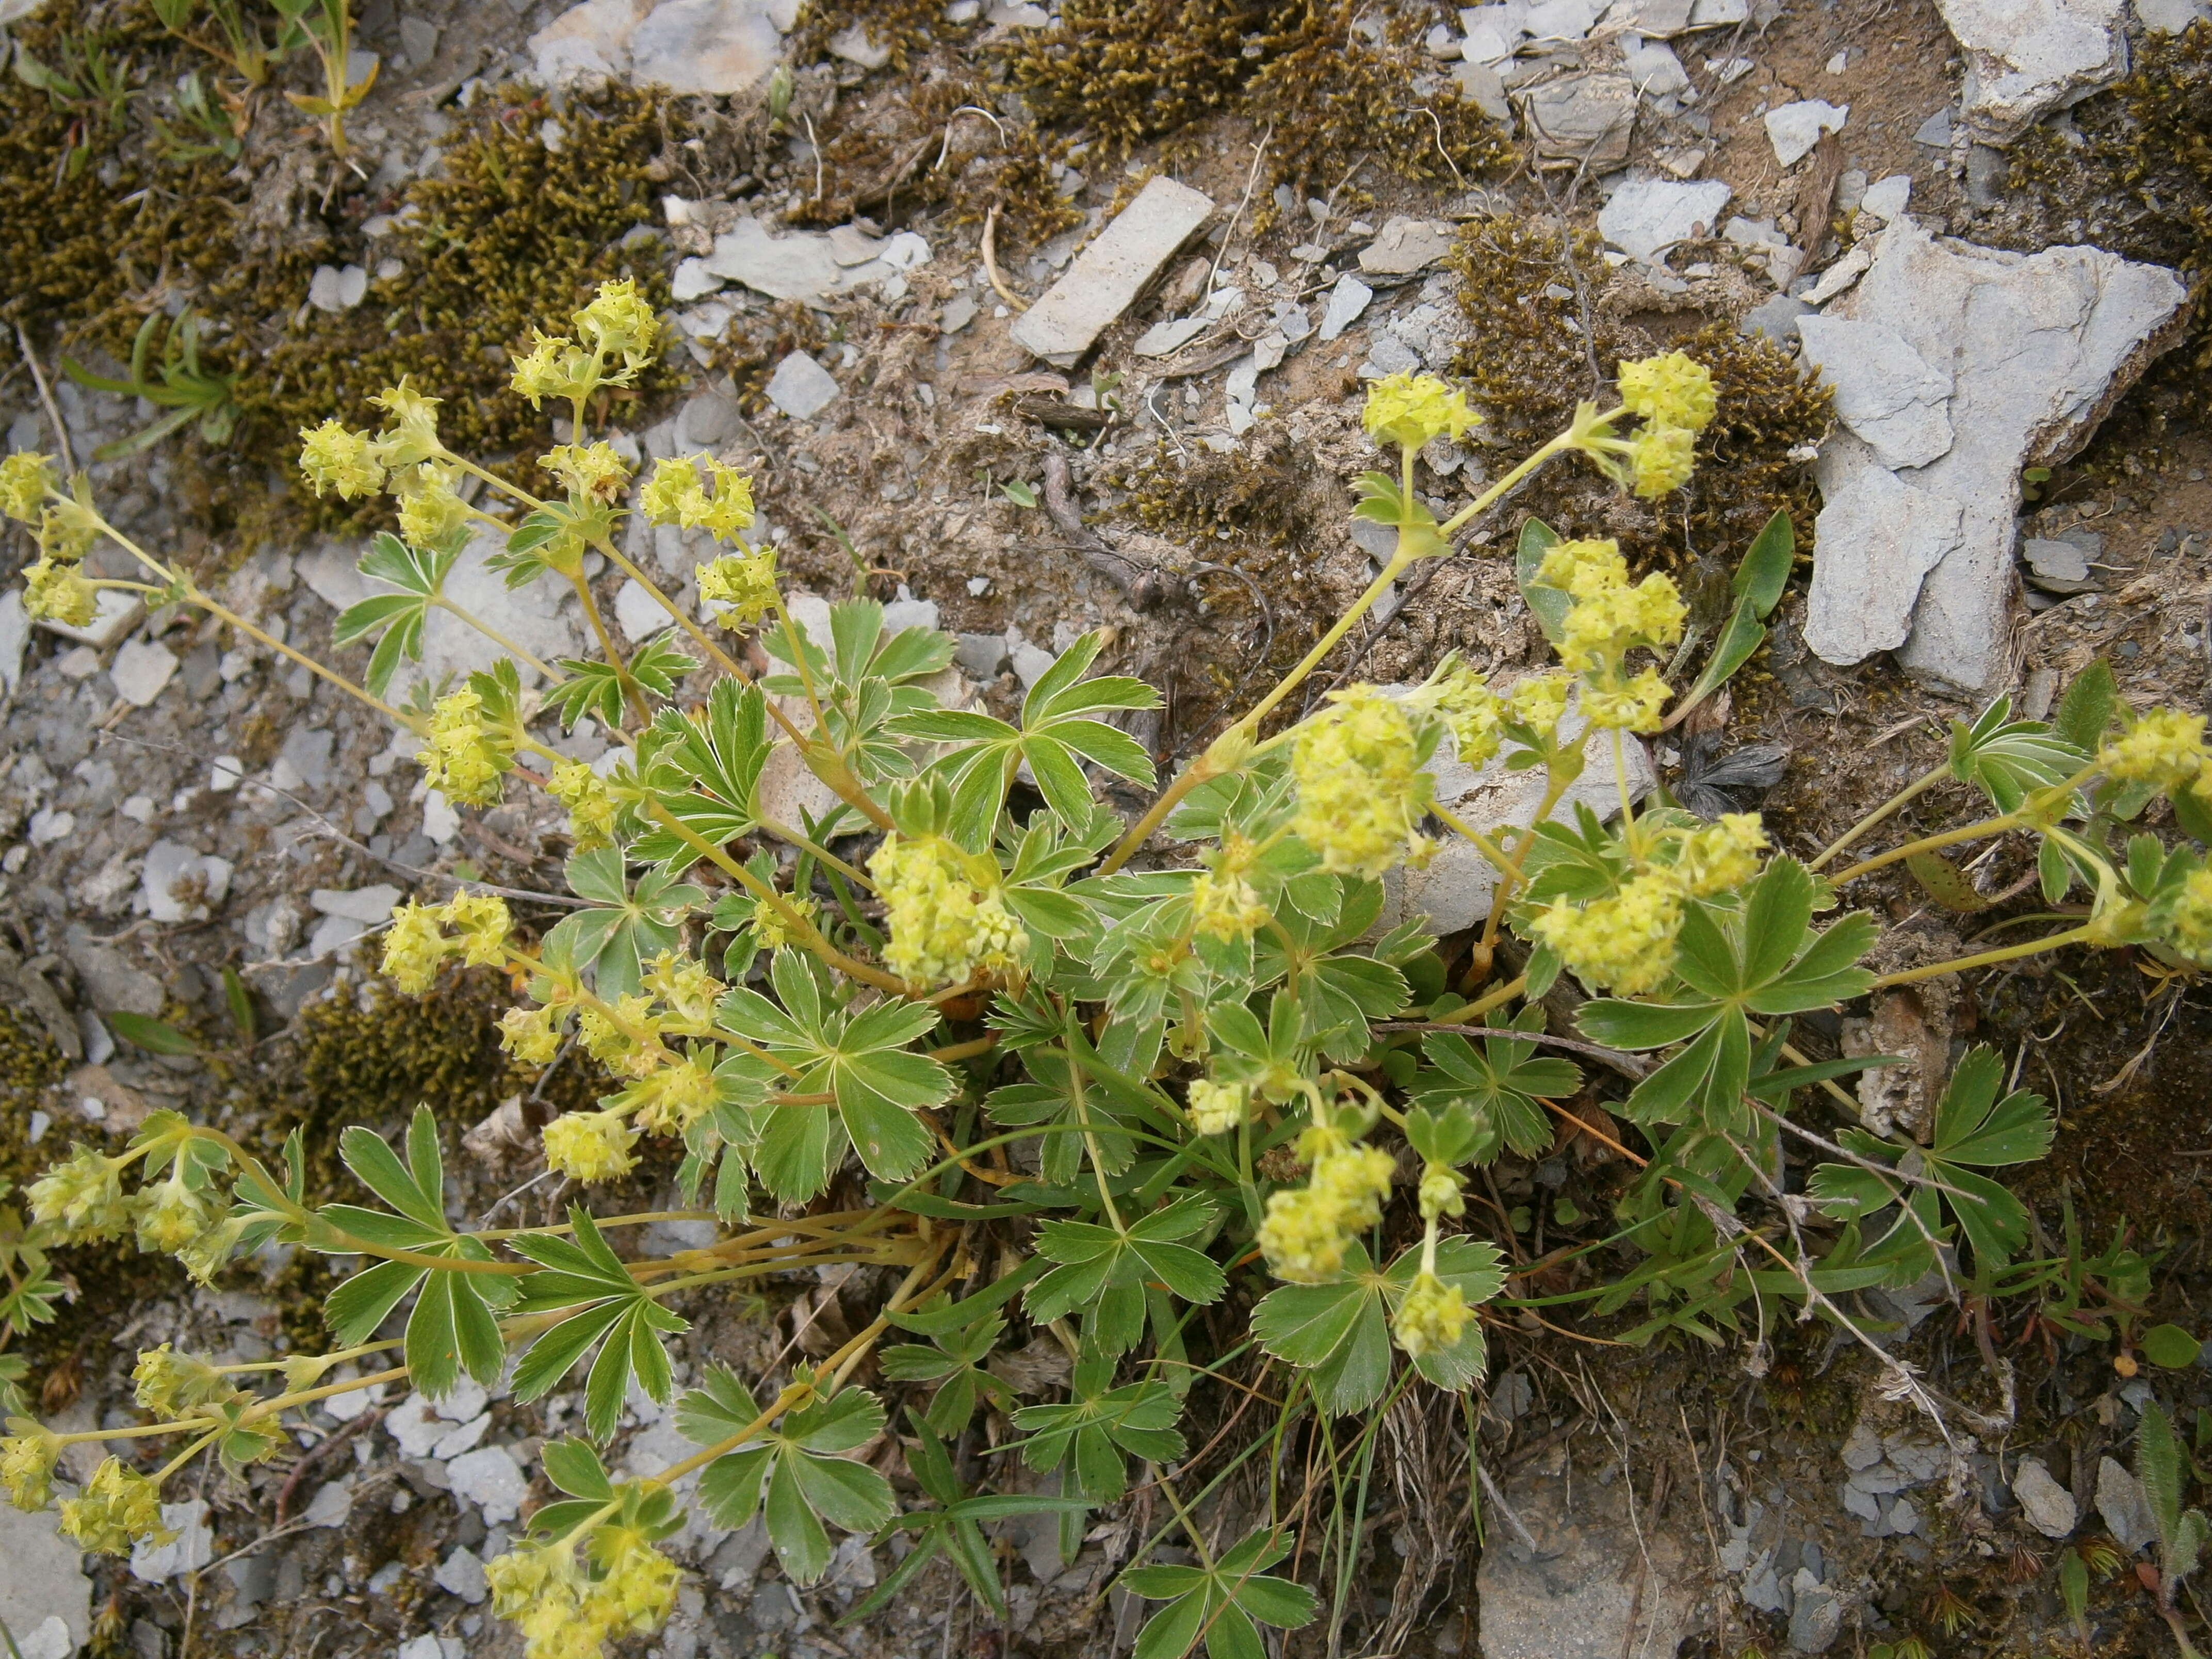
[1027,1194,1225,1356]
[1410,1007,1579,1161]
[1124,1527,1318,1659]
[1515,518,1572,644]
[985,1051,1137,1188]
[1011,1357,1185,1504]
[543,848,705,1001]
[1249,1236,1506,1414]
[508,1208,688,1439]
[331,534,461,699]
[1674,510,1794,721]
[879,1314,1011,1436]
[1947,694,2088,815]
[690,1373,896,1586]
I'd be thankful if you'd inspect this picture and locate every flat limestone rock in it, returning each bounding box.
[1802,218,2187,688]
[1797,315,1955,468]
[1011,176,1215,366]
[0,1507,90,1659]
[528,0,793,93]
[1597,176,1731,264]
[2012,1457,2078,1538]
[1935,0,2126,142]
[1520,72,1636,164]
[1358,216,1456,275]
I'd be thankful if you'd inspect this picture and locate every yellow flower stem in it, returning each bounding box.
[759,814,872,890]
[432,597,565,686]
[1806,759,1950,872]
[645,1249,916,1300]
[1829,760,2100,885]
[439,452,546,515]
[1611,727,1641,860]
[1479,766,1577,953]
[87,579,166,594]
[1428,802,1522,882]
[242,1363,412,1423]
[770,591,829,735]
[154,1428,223,1485]
[563,567,649,727]
[89,511,413,728]
[929,1034,999,1064]
[210,1340,393,1376]
[1067,1044,1123,1229]
[644,801,910,996]
[1460,971,1529,1021]
[1866,924,2097,989]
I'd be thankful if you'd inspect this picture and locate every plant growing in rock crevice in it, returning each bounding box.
[6,283,2210,1657]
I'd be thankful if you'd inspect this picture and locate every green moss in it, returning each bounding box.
[0,1007,70,1194]
[788,0,951,72]
[1106,429,1315,548]
[1447,215,1833,567]
[1003,1,1262,159]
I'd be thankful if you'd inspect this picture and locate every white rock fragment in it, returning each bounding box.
[1936,0,2126,142]
[1597,176,1731,265]
[1802,241,1874,305]
[1797,317,1955,468]
[436,1546,491,1604]
[308,264,369,312]
[1802,218,2188,688]
[1764,99,1848,167]
[421,789,461,844]
[140,839,234,923]
[699,218,908,303]
[2097,1456,2158,1552]
[1622,37,1689,96]
[1858,174,1913,223]
[529,0,792,94]
[1132,315,1211,356]
[1520,72,1637,164]
[2012,1458,2078,1538]
[2136,0,2212,30]
[109,638,179,706]
[1523,0,1604,39]
[615,577,671,642]
[1316,273,1374,341]
[131,1500,215,1583]
[313,885,402,923]
[1011,176,1215,366]
[0,1507,91,1659]
[304,1478,355,1528]
[765,351,841,419]
[1359,216,1456,275]
[0,592,29,697]
[385,1392,449,1457]
[446,1445,527,1525]
[828,22,889,66]
[1461,17,1517,61]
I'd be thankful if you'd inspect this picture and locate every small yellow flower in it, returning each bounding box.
[1189,866,1269,942]
[1580,665,1671,732]
[1256,1186,1352,1282]
[0,451,55,522]
[696,548,778,627]
[510,330,593,409]
[1557,574,1686,675]
[1391,1268,1471,1358]
[1507,673,1572,734]
[750,889,817,951]
[869,834,1030,988]
[1616,351,1718,433]
[542,441,632,504]
[2160,867,2212,966]
[1530,869,1684,996]
[381,899,450,995]
[2,1428,60,1511]
[1674,812,1767,896]
[132,1344,232,1418]
[1628,421,1698,499]
[578,994,669,1077]
[542,1109,639,1183]
[368,379,443,467]
[2101,708,2209,796]
[418,686,514,806]
[548,759,617,850]
[620,1052,719,1135]
[22,559,97,626]
[1361,371,1479,450]
[642,951,723,1029]
[590,1529,681,1633]
[499,1002,565,1065]
[297,419,388,499]
[485,1543,568,1618]
[576,278,662,372]
[1290,687,1434,880]
[641,456,755,540]
[1417,1163,1464,1221]
[37,500,99,563]
[1259,1125,1396,1283]
[441,891,511,968]
[134,1177,218,1256]
[1416,659,1507,766]
[1186,1079,1247,1136]
[59,1458,174,1557]
[27,1144,129,1241]
[393,461,469,546]
[1536,538,1630,600]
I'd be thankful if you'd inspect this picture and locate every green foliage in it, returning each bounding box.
[59,309,238,460]
[1122,1526,1319,1659]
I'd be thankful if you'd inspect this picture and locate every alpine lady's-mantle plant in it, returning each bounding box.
[6,287,2208,1657]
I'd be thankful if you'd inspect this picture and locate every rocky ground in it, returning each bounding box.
[3,0,2211,1656]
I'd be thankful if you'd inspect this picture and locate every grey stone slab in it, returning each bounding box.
[1598,176,1731,264]
[1010,176,1215,366]
[1520,72,1636,164]
[1936,0,2126,142]
[2012,1457,2078,1538]
[1806,433,1965,662]
[1798,315,1955,469]
[765,352,840,420]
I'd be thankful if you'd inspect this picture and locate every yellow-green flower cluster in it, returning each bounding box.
[1508,673,1571,735]
[26,1144,128,1242]
[381,894,513,993]
[368,380,444,466]
[1186,1079,1247,1136]
[1531,868,1685,996]
[2160,867,2212,966]
[134,1174,219,1256]
[2101,708,2212,801]
[1290,687,1434,880]
[640,455,755,541]
[543,441,632,504]
[393,461,469,546]
[298,418,389,500]
[643,952,724,1032]
[486,1533,680,1659]
[543,1109,640,1183]
[509,330,599,411]
[23,552,97,628]
[619,1051,720,1135]
[1257,1123,1396,1283]
[1417,1163,1465,1222]
[1536,539,1683,733]
[579,995,671,1079]
[697,548,779,628]
[1616,350,1716,500]
[418,685,516,806]
[1416,660,1507,766]
[0,451,54,522]
[1190,836,1269,942]
[1362,372,1479,451]
[574,279,662,372]
[1673,813,1767,896]
[1391,1270,1471,1359]
[750,889,818,951]
[59,1458,173,1556]
[2,1426,60,1511]
[500,1001,568,1065]
[869,834,1030,988]
[548,758,617,850]
[132,1345,236,1419]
